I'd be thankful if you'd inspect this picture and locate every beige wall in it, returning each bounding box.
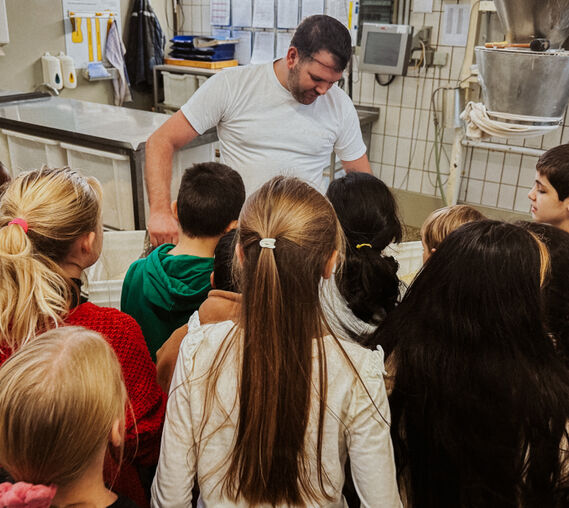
[0,0,171,107]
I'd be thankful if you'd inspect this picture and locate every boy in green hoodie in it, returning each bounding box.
[120,162,245,360]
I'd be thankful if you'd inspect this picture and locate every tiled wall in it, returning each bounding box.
[178,0,569,215]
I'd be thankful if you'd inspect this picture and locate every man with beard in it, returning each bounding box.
[145,15,371,246]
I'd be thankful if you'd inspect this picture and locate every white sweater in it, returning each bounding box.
[151,320,402,508]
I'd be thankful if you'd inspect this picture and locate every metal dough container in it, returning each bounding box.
[475,47,569,119]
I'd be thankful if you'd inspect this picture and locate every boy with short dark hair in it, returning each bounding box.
[121,162,245,360]
[528,144,569,233]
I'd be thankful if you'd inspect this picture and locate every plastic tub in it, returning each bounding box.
[163,71,198,109]
[84,230,146,309]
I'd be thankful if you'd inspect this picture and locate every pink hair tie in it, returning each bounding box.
[0,482,57,508]
[7,218,28,233]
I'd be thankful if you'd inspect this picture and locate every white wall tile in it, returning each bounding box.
[384,107,400,137]
[468,149,487,180]
[410,140,427,169]
[407,169,422,192]
[398,107,416,138]
[401,78,420,108]
[359,72,374,105]
[514,187,531,213]
[421,172,437,196]
[370,162,381,178]
[371,113,386,136]
[485,151,504,183]
[394,166,408,189]
[387,78,403,105]
[382,136,398,166]
[523,136,542,150]
[497,184,516,210]
[481,181,499,207]
[381,164,395,187]
[396,138,412,168]
[373,78,389,106]
[464,179,483,204]
[541,129,563,150]
[369,133,383,164]
[518,156,538,187]
[501,153,522,185]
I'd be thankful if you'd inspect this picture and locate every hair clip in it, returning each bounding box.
[259,238,276,249]
[356,243,372,249]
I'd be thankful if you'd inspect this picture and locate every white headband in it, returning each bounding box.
[259,238,276,249]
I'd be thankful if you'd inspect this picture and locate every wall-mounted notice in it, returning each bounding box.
[232,29,252,64]
[441,3,470,46]
[253,0,275,28]
[413,0,433,13]
[62,0,121,69]
[301,0,324,20]
[251,31,274,64]
[278,0,299,29]
[232,0,252,27]
[327,0,348,26]
[276,31,292,58]
[211,0,230,26]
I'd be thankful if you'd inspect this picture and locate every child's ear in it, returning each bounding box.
[81,231,97,256]
[224,220,238,233]
[322,250,338,279]
[210,271,216,288]
[171,200,178,221]
[110,418,122,448]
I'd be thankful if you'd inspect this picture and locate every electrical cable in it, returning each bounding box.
[375,74,395,86]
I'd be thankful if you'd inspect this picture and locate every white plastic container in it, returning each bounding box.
[41,52,63,90]
[84,230,147,309]
[386,241,424,279]
[57,52,77,89]
[163,71,198,108]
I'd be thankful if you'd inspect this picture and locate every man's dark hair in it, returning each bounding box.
[213,229,237,292]
[536,144,569,200]
[291,15,352,72]
[177,162,245,238]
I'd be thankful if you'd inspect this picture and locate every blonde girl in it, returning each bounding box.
[0,327,137,508]
[0,167,165,507]
[152,176,402,507]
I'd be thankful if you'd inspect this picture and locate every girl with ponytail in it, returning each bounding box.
[152,176,401,507]
[0,167,165,507]
[323,172,402,343]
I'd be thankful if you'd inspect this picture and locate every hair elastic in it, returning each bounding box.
[0,482,57,508]
[259,238,276,249]
[356,243,372,249]
[8,218,28,233]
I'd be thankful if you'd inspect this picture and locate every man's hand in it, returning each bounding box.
[148,209,179,247]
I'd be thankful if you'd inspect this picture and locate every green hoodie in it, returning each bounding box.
[120,244,214,361]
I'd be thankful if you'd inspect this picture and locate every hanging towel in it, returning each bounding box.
[125,0,165,89]
[460,102,562,140]
[105,20,133,106]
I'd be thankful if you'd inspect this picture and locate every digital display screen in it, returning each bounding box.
[363,32,402,67]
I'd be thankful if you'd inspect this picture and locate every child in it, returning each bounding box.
[0,326,137,508]
[0,167,165,508]
[528,144,569,232]
[152,176,401,507]
[121,162,245,361]
[381,221,569,506]
[155,229,241,392]
[323,172,403,343]
[421,204,485,262]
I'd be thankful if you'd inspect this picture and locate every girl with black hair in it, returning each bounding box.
[324,172,403,343]
[380,220,569,507]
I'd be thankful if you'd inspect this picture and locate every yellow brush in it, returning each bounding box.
[87,17,93,62]
[95,13,102,61]
[70,12,83,43]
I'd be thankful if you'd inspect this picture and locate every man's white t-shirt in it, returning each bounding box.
[180,62,366,194]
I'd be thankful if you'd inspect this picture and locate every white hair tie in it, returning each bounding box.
[259,238,276,249]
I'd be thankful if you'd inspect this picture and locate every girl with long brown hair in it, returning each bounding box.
[152,176,401,507]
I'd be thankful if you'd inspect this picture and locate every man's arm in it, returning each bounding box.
[145,110,200,246]
[342,153,372,174]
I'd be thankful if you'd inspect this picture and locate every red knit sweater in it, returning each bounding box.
[0,302,166,508]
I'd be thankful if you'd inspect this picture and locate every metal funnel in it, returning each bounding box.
[494,0,569,48]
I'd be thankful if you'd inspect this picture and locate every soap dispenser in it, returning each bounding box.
[41,52,63,90]
[57,52,77,89]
